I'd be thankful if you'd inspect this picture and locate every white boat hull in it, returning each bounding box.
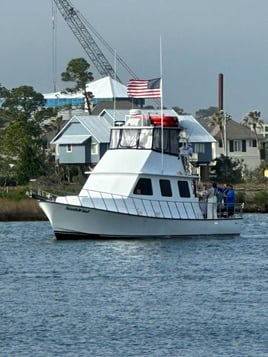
[39,201,242,239]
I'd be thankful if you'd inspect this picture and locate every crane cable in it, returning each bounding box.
[78,11,138,80]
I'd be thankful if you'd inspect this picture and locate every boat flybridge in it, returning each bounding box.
[37,109,243,239]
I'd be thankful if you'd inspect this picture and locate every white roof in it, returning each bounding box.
[43,91,83,99]
[43,76,128,100]
[178,115,216,143]
[101,109,215,143]
[86,76,128,99]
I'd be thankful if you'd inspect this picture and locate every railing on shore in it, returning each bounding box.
[28,189,243,220]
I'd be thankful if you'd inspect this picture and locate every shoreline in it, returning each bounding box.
[0,195,266,222]
[0,198,47,221]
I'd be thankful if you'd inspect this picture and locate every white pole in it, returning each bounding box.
[224,112,227,156]
[160,36,164,172]
[113,49,117,121]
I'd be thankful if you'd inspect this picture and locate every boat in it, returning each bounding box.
[36,110,243,239]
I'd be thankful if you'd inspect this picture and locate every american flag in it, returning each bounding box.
[127,78,162,98]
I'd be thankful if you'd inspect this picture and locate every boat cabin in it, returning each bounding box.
[109,110,181,156]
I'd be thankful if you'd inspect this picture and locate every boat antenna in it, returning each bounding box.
[113,49,117,121]
[160,36,164,172]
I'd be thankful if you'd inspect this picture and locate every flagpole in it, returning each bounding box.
[160,36,164,172]
[113,49,117,121]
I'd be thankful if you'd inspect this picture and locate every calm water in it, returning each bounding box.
[0,214,268,357]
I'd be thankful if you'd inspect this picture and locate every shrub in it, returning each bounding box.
[254,191,268,211]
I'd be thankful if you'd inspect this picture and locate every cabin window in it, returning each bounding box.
[134,178,153,195]
[109,128,153,150]
[66,144,72,153]
[152,128,180,155]
[160,179,172,197]
[120,129,139,148]
[177,180,190,198]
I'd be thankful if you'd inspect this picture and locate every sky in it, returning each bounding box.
[1,0,268,121]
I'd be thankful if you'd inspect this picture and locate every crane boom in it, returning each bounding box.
[53,0,121,81]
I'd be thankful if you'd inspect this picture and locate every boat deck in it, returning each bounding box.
[48,189,243,220]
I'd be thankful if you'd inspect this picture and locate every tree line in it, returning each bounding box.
[0,58,265,186]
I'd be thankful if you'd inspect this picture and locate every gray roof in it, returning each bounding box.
[91,100,137,115]
[51,115,111,144]
[198,118,256,140]
[78,116,111,143]
[53,134,90,145]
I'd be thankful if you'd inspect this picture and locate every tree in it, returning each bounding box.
[1,118,48,184]
[212,154,244,184]
[61,58,94,115]
[0,84,9,98]
[172,106,186,115]
[208,111,231,152]
[242,110,263,147]
[3,85,45,118]
[195,106,218,119]
[0,86,49,184]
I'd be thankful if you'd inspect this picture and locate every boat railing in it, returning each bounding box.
[59,189,243,220]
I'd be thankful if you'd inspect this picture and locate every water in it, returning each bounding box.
[0,214,268,357]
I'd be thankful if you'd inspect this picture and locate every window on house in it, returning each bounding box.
[194,143,205,153]
[159,179,172,197]
[218,140,223,148]
[134,178,153,195]
[233,140,242,152]
[249,139,257,148]
[177,181,190,198]
[66,144,72,153]
[91,143,99,155]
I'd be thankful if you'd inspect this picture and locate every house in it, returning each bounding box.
[178,115,216,180]
[51,115,111,167]
[198,118,261,170]
[43,91,84,108]
[50,109,216,181]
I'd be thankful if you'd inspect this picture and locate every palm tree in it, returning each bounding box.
[208,110,230,153]
[242,110,263,147]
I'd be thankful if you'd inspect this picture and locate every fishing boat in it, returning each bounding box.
[37,110,243,239]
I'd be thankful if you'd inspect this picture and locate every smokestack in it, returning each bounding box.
[218,73,224,111]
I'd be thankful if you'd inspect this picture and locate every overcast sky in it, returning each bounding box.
[1,0,268,120]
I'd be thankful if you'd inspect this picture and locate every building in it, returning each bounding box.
[43,76,136,111]
[198,118,261,170]
[51,115,111,167]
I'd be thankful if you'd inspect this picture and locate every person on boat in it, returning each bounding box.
[218,183,229,204]
[180,142,193,157]
[205,182,217,219]
[225,184,235,216]
[211,184,224,214]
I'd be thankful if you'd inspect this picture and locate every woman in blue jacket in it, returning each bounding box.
[225,184,235,216]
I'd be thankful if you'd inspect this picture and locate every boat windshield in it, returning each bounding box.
[110,128,153,149]
[109,127,180,156]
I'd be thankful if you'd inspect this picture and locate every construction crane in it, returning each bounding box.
[53,0,138,83]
